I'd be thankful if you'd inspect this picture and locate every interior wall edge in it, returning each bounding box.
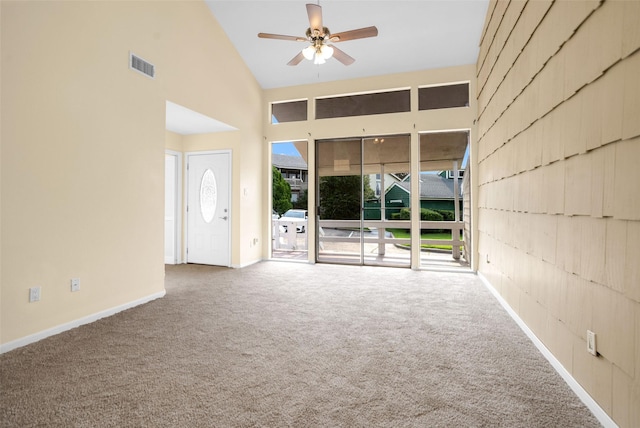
[0,290,166,354]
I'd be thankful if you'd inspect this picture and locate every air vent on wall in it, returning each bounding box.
[129,52,155,78]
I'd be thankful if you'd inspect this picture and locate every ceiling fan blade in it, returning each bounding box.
[330,45,355,66]
[287,51,305,66]
[306,4,323,32]
[330,26,378,42]
[258,33,307,42]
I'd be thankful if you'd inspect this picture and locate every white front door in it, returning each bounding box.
[186,152,231,266]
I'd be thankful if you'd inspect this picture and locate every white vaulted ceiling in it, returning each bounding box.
[205,0,490,89]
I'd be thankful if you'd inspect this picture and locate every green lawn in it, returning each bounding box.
[387,228,463,250]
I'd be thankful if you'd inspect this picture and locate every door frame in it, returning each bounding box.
[184,150,232,267]
[165,150,183,264]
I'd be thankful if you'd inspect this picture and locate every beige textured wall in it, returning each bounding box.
[1,1,262,346]
[476,1,640,426]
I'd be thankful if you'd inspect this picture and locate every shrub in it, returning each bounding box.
[434,209,455,221]
[390,207,451,232]
[420,208,443,233]
[391,208,411,220]
[390,208,443,221]
[421,208,443,221]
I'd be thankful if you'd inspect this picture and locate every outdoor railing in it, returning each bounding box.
[273,218,464,259]
[318,219,464,259]
[272,219,308,251]
[284,177,307,190]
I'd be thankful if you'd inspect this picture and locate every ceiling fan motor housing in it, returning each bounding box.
[306,27,331,42]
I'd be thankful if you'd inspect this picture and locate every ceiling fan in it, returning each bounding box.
[258,3,378,66]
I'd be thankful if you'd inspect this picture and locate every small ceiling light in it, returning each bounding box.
[302,46,315,60]
[320,45,334,60]
[313,53,326,65]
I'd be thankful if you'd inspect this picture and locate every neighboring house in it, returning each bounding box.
[272,154,308,202]
[365,172,463,219]
[368,173,405,198]
[272,158,405,205]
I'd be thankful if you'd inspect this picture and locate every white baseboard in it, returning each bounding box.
[477,272,617,428]
[0,290,166,354]
[232,258,262,269]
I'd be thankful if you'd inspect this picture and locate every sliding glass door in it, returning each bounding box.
[316,138,363,265]
[316,135,411,267]
[418,131,469,269]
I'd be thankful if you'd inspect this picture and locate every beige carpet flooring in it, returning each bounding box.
[1,262,600,427]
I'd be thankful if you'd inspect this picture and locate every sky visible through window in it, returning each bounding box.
[272,142,299,156]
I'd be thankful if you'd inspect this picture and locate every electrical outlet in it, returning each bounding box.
[587,330,597,356]
[29,287,41,302]
[70,278,80,292]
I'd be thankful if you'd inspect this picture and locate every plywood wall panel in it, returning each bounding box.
[601,142,617,218]
[622,0,640,58]
[605,218,627,293]
[622,52,640,140]
[613,137,640,221]
[564,154,592,216]
[581,79,604,151]
[562,94,586,158]
[610,291,636,376]
[587,1,623,76]
[592,353,614,415]
[612,366,632,428]
[579,217,606,285]
[601,61,625,145]
[590,147,606,218]
[624,221,640,303]
[476,1,640,425]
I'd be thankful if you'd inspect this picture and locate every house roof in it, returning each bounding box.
[272,153,308,170]
[391,173,462,200]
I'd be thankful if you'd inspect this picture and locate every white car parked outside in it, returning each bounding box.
[280,209,308,233]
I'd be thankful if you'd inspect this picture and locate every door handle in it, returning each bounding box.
[220,216,228,220]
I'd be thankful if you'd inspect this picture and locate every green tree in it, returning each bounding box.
[319,175,375,219]
[272,166,292,215]
[293,189,308,210]
[363,175,375,201]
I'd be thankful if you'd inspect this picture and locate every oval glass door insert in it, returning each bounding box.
[200,169,217,223]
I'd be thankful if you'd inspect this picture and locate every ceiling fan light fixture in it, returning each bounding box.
[320,44,334,60]
[258,3,378,67]
[302,45,315,60]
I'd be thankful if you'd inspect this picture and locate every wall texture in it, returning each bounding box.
[476,0,640,426]
[1,1,262,347]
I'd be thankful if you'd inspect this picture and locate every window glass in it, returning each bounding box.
[316,90,410,119]
[200,169,217,223]
[271,100,307,124]
[418,83,469,110]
